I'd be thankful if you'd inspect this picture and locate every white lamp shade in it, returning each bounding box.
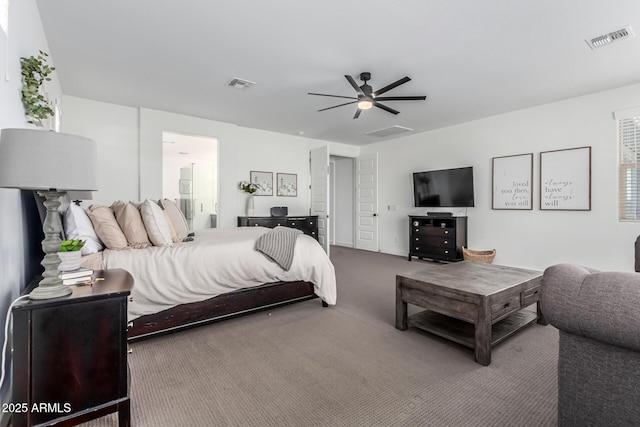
[0,128,97,191]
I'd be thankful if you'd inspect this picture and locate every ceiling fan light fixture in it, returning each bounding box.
[358,99,373,110]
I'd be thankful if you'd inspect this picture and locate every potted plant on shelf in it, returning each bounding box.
[20,50,56,127]
[239,181,258,216]
[57,239,85,272]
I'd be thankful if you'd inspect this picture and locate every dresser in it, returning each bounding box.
[12,269,133,427]
[237,215,318,240]
[408,215,467,262]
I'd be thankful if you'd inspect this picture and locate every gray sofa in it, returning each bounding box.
[540,263,640,426]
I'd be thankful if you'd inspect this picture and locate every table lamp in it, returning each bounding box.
[0,128,97,299]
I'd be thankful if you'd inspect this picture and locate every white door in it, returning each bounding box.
[355,153,378,252]
[310,146,330,254]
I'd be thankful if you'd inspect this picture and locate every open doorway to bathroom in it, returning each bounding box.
[162,132,219,231]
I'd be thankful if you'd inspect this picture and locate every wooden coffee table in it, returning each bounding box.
[395,261,547,366]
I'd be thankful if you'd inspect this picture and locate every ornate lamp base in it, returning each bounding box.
[31,190,72,300]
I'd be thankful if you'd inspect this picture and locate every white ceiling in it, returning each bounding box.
[36,0,640,146]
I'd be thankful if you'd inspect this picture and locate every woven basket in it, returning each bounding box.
[462,247,496,264]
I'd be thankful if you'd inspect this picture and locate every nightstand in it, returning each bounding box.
[11,269,133,427]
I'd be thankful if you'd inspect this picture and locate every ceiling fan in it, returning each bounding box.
[308,72,426,119]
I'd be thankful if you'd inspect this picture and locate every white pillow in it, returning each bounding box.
[63,204,104,255]
[139,199,174,247]
[159,199,189,242]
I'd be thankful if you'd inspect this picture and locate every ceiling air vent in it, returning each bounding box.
[586,26,634,49]
[227,77,256,90]
[365,125,413,138]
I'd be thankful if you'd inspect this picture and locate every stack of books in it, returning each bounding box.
[60,267,94,285]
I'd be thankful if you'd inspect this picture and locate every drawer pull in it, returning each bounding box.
[415,237,419,241]
[291,222,295,225]
[127,321,133,328]
[444,240,448,244]
[444,250,449,254]
[415,247,419,250]
[129,297,133,302]
[444,230,449,234]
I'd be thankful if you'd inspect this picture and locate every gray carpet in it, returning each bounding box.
[84,247,558,426]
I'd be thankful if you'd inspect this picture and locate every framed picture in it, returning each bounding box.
[277,173,297,197]
[250,171,273,196]
[492,153,533,210]
[178,179,192,194]
[540,146,591,210]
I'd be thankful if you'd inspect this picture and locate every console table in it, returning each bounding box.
[237,215,318,240]
[12,269,133,426]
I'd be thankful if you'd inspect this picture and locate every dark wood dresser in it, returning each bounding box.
[11,269,133,427]
[408,215,468,262]
[237,215,318,240]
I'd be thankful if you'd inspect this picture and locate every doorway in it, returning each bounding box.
[162,132,218,231]
[329,155,355,248]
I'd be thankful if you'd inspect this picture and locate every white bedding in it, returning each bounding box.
[100,227,336,320]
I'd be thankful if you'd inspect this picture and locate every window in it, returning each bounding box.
[618,116,640,221]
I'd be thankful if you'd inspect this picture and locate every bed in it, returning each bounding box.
[80,226,336,340]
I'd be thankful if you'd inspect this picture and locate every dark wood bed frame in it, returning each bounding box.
[127,280,328,341]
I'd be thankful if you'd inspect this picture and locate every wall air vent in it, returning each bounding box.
[227,77,256,89]
[586,26,634,49]
[365,125,413,137]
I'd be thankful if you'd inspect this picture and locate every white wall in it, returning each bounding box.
[0,0,63,403]
[362,83,640,272]
[61,96,139,205]
[61,101,358,228]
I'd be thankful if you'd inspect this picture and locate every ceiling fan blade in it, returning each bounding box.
[373,76,411,96]
[318,101,357,112]
[374,102,400,115]
[344,75,365,96]
[353,109,362,119]
[374,95,426,101]
[308,92,357,100]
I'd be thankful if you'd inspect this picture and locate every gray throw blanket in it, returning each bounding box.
[255,226,302,271]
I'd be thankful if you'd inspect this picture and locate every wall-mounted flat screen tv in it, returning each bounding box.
[413,166,475,207]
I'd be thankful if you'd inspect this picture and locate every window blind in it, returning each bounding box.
[619,117,640,220]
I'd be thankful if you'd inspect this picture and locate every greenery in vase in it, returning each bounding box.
[20,50,56,125]
[59,239,85,252]
[239,181,258,194]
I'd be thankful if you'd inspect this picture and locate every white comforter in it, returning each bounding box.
[102,227,336,320]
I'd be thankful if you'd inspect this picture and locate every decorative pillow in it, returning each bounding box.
[63,204,104,255]
[159,198,189,242]
[86,205,129,250]
[111,201,151,249]
[139,199,174,247]
[164,210,179,243]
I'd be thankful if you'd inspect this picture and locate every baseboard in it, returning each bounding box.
[334,241,353,248]
[382,248,408,258]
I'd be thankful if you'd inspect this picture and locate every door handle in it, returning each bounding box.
[373,213,378,217]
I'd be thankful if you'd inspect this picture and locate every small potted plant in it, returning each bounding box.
[57,239,85,271]
[239,181,258,216]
